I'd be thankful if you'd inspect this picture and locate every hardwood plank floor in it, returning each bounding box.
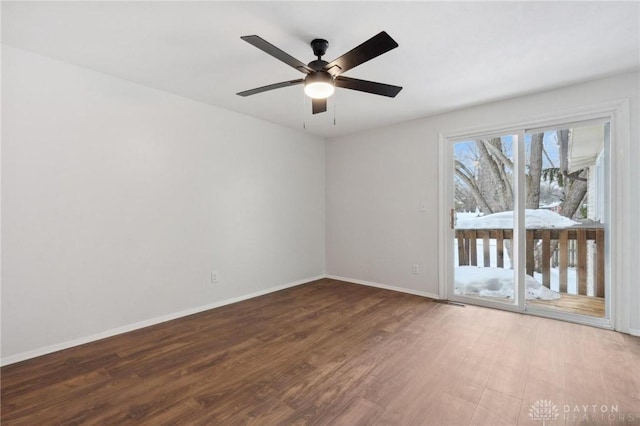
[2,278,639,425]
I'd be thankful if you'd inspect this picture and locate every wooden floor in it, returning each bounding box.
[2,279,639,425]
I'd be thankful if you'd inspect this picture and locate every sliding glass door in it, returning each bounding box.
[447,120,610,325]
[523,121,610,322]
[450,132,525,312]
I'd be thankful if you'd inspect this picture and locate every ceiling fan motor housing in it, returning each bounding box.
[305,71,333,86]
[307,40,333,97]
[308,59,329,71]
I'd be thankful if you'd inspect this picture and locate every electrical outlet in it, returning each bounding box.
[211,271,219,284]
[412,264,420,274]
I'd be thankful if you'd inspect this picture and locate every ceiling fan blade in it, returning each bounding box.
[312,98,327,114]
[241,35,314,74]
[236,79,304,97]
[324,31,398,76]
[335,76,402,98]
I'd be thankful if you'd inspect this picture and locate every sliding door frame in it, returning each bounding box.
[438,99,630,330]
[442,130,526,314]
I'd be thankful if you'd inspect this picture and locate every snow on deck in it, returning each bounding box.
[454,209,575,300]
[456,209,579,229]
[455,266,560,300]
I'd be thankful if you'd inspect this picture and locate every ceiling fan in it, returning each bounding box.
[236,31,402,114]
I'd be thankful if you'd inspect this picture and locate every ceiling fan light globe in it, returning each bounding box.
[304,82,335,99]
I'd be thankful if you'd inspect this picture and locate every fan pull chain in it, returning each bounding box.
[333,89,337,126]
[302,90,306,130]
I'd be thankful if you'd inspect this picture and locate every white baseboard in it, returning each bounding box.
[4,273,632,366]
[325,274,440,300]
[0,275,324,367]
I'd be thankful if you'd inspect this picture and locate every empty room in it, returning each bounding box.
[2,1,639,425]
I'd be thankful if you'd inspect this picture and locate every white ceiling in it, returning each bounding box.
[3,1,639,138]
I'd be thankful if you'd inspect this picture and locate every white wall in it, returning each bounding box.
[325,120,440,297]
[326,72,640,334]
[1,46,326,363]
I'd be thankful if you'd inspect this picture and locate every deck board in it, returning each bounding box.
[528,293,605,317]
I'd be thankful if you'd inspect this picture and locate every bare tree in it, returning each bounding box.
[455,131,586,218]
[455,135,542,214]
[526,133,544,208]
[555,129,588,220]
[455,131,589,276]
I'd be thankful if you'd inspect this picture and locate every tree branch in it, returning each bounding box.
[542,145,555,168]
[477,139,513,210]
[455,161,494,214]
[483,140,514,170]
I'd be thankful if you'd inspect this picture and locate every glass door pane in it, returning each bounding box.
[524,123,609,319]
[452,135,518,307]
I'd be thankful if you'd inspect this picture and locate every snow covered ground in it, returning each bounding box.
[453,238,578,294]
[455,266,560,300]
[453,209,577,300]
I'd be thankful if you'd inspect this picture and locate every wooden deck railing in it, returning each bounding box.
[455,227,605,297]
